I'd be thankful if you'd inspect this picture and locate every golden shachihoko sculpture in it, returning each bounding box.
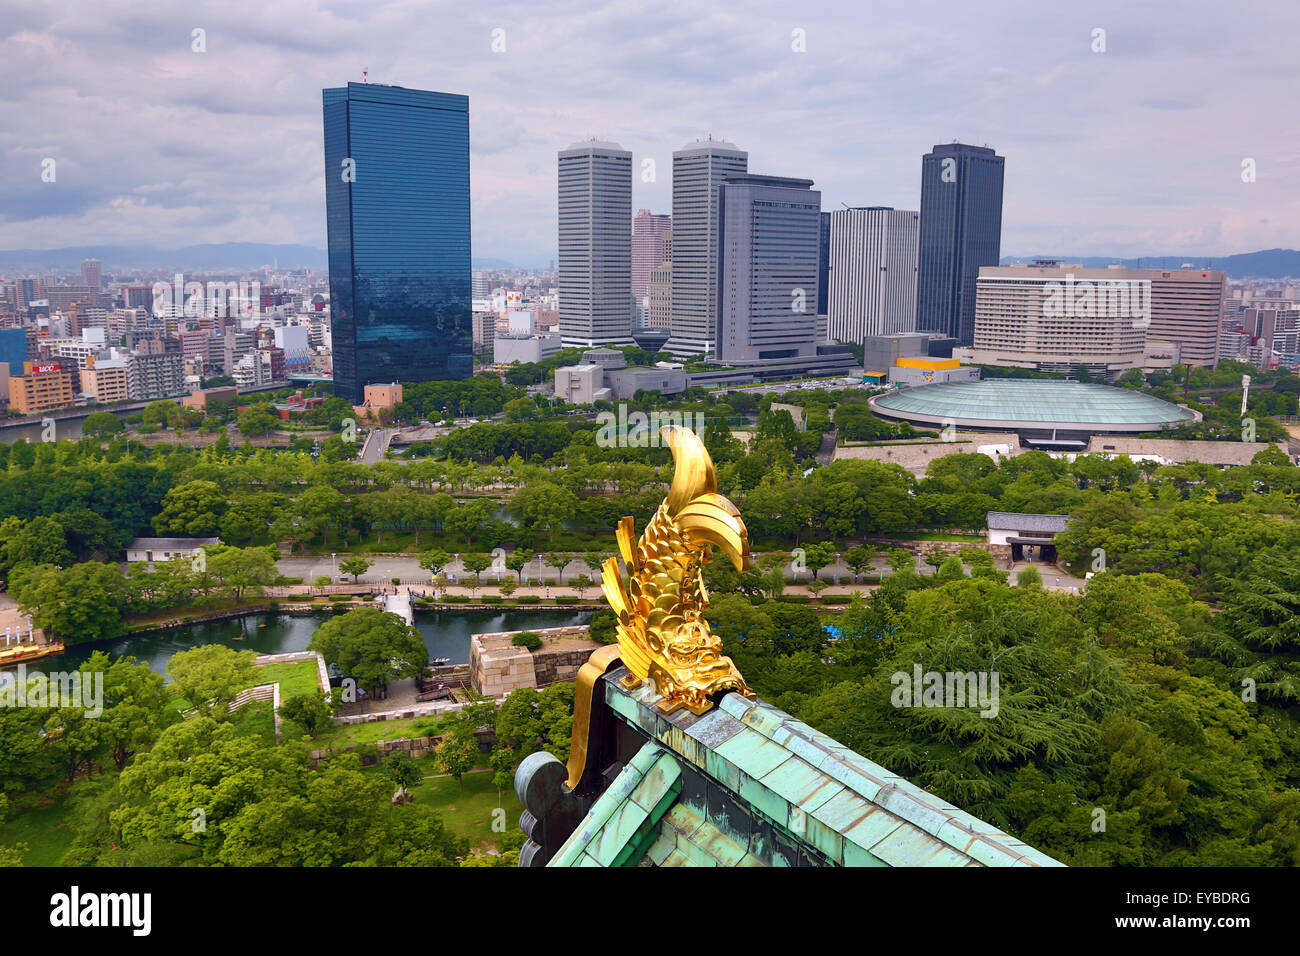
[599,424,755,716]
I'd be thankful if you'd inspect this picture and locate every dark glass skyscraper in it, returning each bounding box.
[323,82,472,402]
[915,143,1004,346]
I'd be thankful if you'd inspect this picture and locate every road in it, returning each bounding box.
[276,551,1087,591]
[359,427,396,464]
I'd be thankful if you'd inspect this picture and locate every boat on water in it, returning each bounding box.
[430,656,451,667]
[0,641,66,668]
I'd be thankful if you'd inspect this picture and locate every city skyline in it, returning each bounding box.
[3,0,1298,267]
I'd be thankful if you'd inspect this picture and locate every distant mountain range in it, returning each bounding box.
[1002,248,1300,279]
[0,243,519,272]
[1,241,1295,279]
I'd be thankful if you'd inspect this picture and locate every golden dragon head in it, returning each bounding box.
[661,425,750,573]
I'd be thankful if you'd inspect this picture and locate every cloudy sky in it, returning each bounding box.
[2,0,1297,266]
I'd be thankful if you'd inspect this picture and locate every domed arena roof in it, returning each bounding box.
[868,380,1198,433]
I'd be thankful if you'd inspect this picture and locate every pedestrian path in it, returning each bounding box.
[383,588,414,625]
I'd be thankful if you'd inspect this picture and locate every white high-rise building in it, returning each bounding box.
[558,140,634,348]
[668,138,748,357]
[827,207,919,346]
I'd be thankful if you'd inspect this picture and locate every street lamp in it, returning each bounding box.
[332,553,337,580]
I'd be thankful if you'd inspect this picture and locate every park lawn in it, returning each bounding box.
[311,713,451,749]
[0,771,119,867]
[0,793,78,866]
[404,768,520,851]
[256,660,323,699]
[230,701,277,744]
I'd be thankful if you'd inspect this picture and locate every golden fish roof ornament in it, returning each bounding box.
[599,424,755,716]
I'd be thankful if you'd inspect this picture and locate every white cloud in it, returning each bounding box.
[0,0,1296,264]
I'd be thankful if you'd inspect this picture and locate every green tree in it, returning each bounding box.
[238,404,280,437]
[802,542,835,580]
[208,545,278,600]
[435,721,478,790]
[1016,565,1043,588]
[505,549,533,583]
[383,750,424,800]
[166,645,258,718]
[545,551,570,583]
[843,545,875,581]
[10,562,129,645]
[96,652,170,770]
[151,479,227,537]
[338,556,373,583]
[82,411,124,440]
[462,553,493,580]
[308,607,427,696]
[278,691,335,737]
[419,548,453,582]
[141,400,181,430]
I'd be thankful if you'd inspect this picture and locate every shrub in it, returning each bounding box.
[514,595,541,605]
[288,594,314,602]
[511,631,543,650]
[555,595,579,605]
[589,608,618,645]
[821,594,853,604]
[329,594,351,602]
[360,593,375,602]
[480,595,503,604]
[443,594,470,603]
[392,577,401,585]
[267,599,280,612]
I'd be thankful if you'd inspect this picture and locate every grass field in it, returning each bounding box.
[0,790,78,866]
[230,701,276,744]
[256,659,323,699]
[0,770,120,867]
[366,764,521,852]
[311,713,451,748]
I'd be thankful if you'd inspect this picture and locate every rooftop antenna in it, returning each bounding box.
[362,70,369,83]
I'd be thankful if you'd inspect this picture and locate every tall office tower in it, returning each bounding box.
[472,270,491,298]
[18,279,37,309]
[557,140,634,349]
[322,82,472,402]
[668,138,747,356]
[1147,268,1226,367]
[817,211,830,317]
[828,207,920,346]
[915,143,1005,345]
[715,175,821,364]
[80,259,102,290]
[647,232,673,331]
[631,209,672,308]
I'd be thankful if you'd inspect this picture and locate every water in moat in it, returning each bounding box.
[55,608,592,679]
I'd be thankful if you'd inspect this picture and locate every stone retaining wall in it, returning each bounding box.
[308,728,496,769]
[469,625,596,697]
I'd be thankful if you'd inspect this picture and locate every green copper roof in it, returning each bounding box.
[550,740,683,867]
[871,379,1196,429]
[562,667,1063,868]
